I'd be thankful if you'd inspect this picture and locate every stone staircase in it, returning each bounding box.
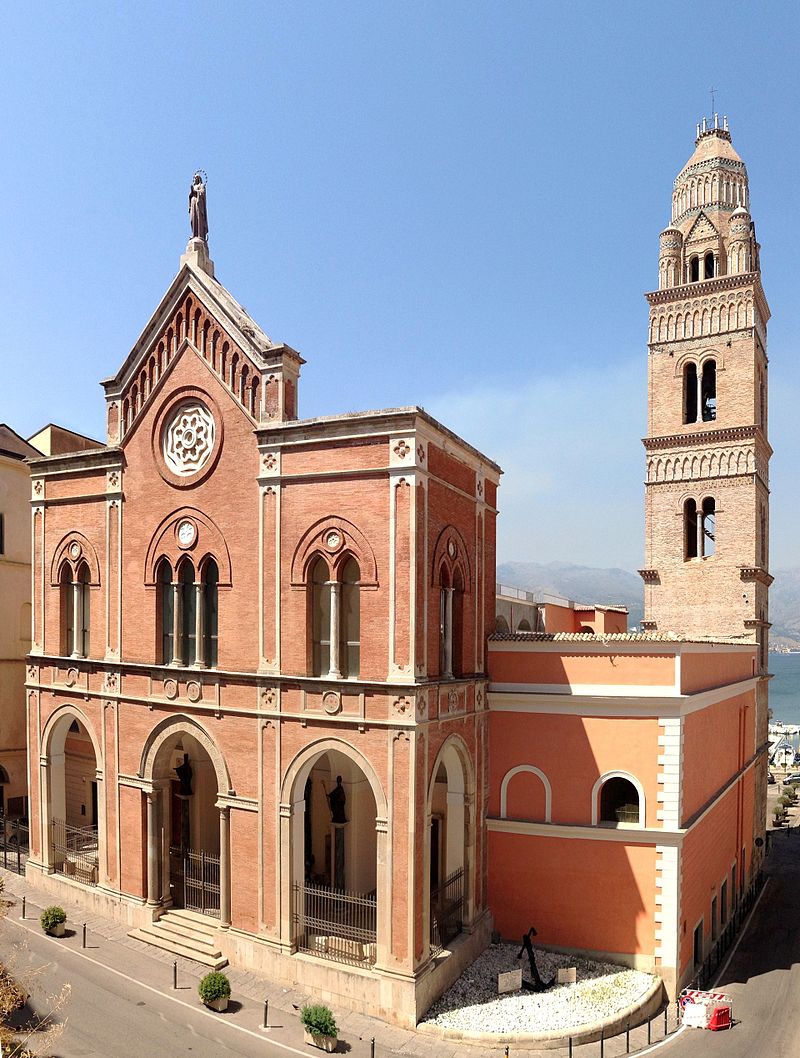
[129,908,228,969]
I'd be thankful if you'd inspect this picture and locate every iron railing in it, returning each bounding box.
[169,846,221,917]
[430,866,464,954]
[294,881,377,967]
[50,818,99,886]
[0,814,29,874]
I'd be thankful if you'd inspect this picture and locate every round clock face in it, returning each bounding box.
[177,520,196,548]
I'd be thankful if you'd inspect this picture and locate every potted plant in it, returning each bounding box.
[773,805,785,826]
[301,1003,338,1052]
[198,971,231,1012]
[40,906,67,937]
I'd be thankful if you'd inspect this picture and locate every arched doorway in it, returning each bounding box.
[42,710,102,886]
[141,719,231,924]
[427,739,473,955]
[284,743,386,968]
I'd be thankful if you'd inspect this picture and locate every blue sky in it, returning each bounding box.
[2,2,798,569]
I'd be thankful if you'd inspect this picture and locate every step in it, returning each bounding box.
[151,917,218,948]
[128,925,228,970]
[159,908,221,935]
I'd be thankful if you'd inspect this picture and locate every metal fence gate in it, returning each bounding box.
[294,882,377,967]
[50,818,99,886]
[430,866,464,954]
[0,815,29,874]
[169,846,220,917]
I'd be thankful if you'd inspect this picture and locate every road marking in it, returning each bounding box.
[5,914,311,1058]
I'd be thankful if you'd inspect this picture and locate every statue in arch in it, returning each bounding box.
[174,752,193,797]
[189,172,208,242]
[327,775,347,824]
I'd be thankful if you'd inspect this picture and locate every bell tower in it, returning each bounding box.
[640,116,770,855]
[641,116,771,647]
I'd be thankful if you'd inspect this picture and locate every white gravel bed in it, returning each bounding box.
[421,944,657,1035]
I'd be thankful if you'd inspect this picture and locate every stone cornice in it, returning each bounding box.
[26,447,123,474]
[643,425,761,451]
[645,271,766,308]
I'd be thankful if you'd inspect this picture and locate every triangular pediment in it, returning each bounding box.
[101,258,302,442]
[685,211,719,243]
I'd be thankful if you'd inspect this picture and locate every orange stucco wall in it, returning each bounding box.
[681,692,755,822]
[488,831,657,958]
[489,711,660,826]
[491,647,676,688]
[680,648,755,694]
[678,768,755,982]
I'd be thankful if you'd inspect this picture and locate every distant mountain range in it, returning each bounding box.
[496,560,800,645]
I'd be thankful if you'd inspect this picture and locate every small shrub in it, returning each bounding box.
[773,805,784,820]
[198,971,231,1004]
[780,794,794,807]
[39,906,66,932]
[301,1003,338,1038]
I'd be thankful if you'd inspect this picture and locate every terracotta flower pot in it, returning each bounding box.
[48,922,66,937]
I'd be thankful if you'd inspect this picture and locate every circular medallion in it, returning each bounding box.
[164,679,178,701]
[177,520,197,548]
[69,542,82,560]
[447,539,457,559]
[187,681,202,703]
[163,401,216,477]
[325,531,342,550]
[323,690,342,715]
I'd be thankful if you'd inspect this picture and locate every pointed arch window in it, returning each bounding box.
[689,255,700,282]
[60,562,90,658]
[340,557,361,679]
[156,556,221,667]
[159,560,174,664]
[439,566,451,678]
[701,497,716,557]
[683,363,698,423]
[701,360,717,421]
[311,557,332,677]
[704,251,715,279]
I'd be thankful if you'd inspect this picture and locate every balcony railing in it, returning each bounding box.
[294,882,377,967]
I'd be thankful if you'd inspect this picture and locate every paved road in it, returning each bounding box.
[665,828,800,1057]
[1,919,298,1058]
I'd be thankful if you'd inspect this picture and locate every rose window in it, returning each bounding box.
[163,402,216,476]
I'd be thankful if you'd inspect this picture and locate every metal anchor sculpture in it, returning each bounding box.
[517,926,556,992]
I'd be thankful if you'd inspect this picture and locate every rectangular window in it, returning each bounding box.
[721,879,728,924]
[66,584,76,656]
[162,582,174,664]
[80,582,90,657]
[693,920,704,968]
[711,896,718,941]
[182,580,197,665]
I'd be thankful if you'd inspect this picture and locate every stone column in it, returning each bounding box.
[194,583,206,667]
[172,582,183,665]
[328,582,342,679]
[146,790,160,907]
[374,816,390,969]
[219,805,231,928]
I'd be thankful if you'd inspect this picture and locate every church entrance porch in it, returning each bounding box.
[43,712,102,887]
[286,746,382,969]
[142,722,230,927]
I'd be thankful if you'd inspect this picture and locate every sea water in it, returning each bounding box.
[769,653,800,726]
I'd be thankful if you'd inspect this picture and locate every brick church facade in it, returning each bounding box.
[23,120,768,1023]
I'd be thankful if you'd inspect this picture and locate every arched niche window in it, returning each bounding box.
[704,251,715,279]
[599,776,640,825]
[701,359,717,422]
[517,619,531,632]
[60,562,90,658]
[683,363,698,423]
[159,560,174,664]
[684,499,699,560]
[439,566,451,678]
[311,557,332,677]
[689,255,700,282]
[340,557,360,679]
[701,497,716,557]
[451,567,464,677]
